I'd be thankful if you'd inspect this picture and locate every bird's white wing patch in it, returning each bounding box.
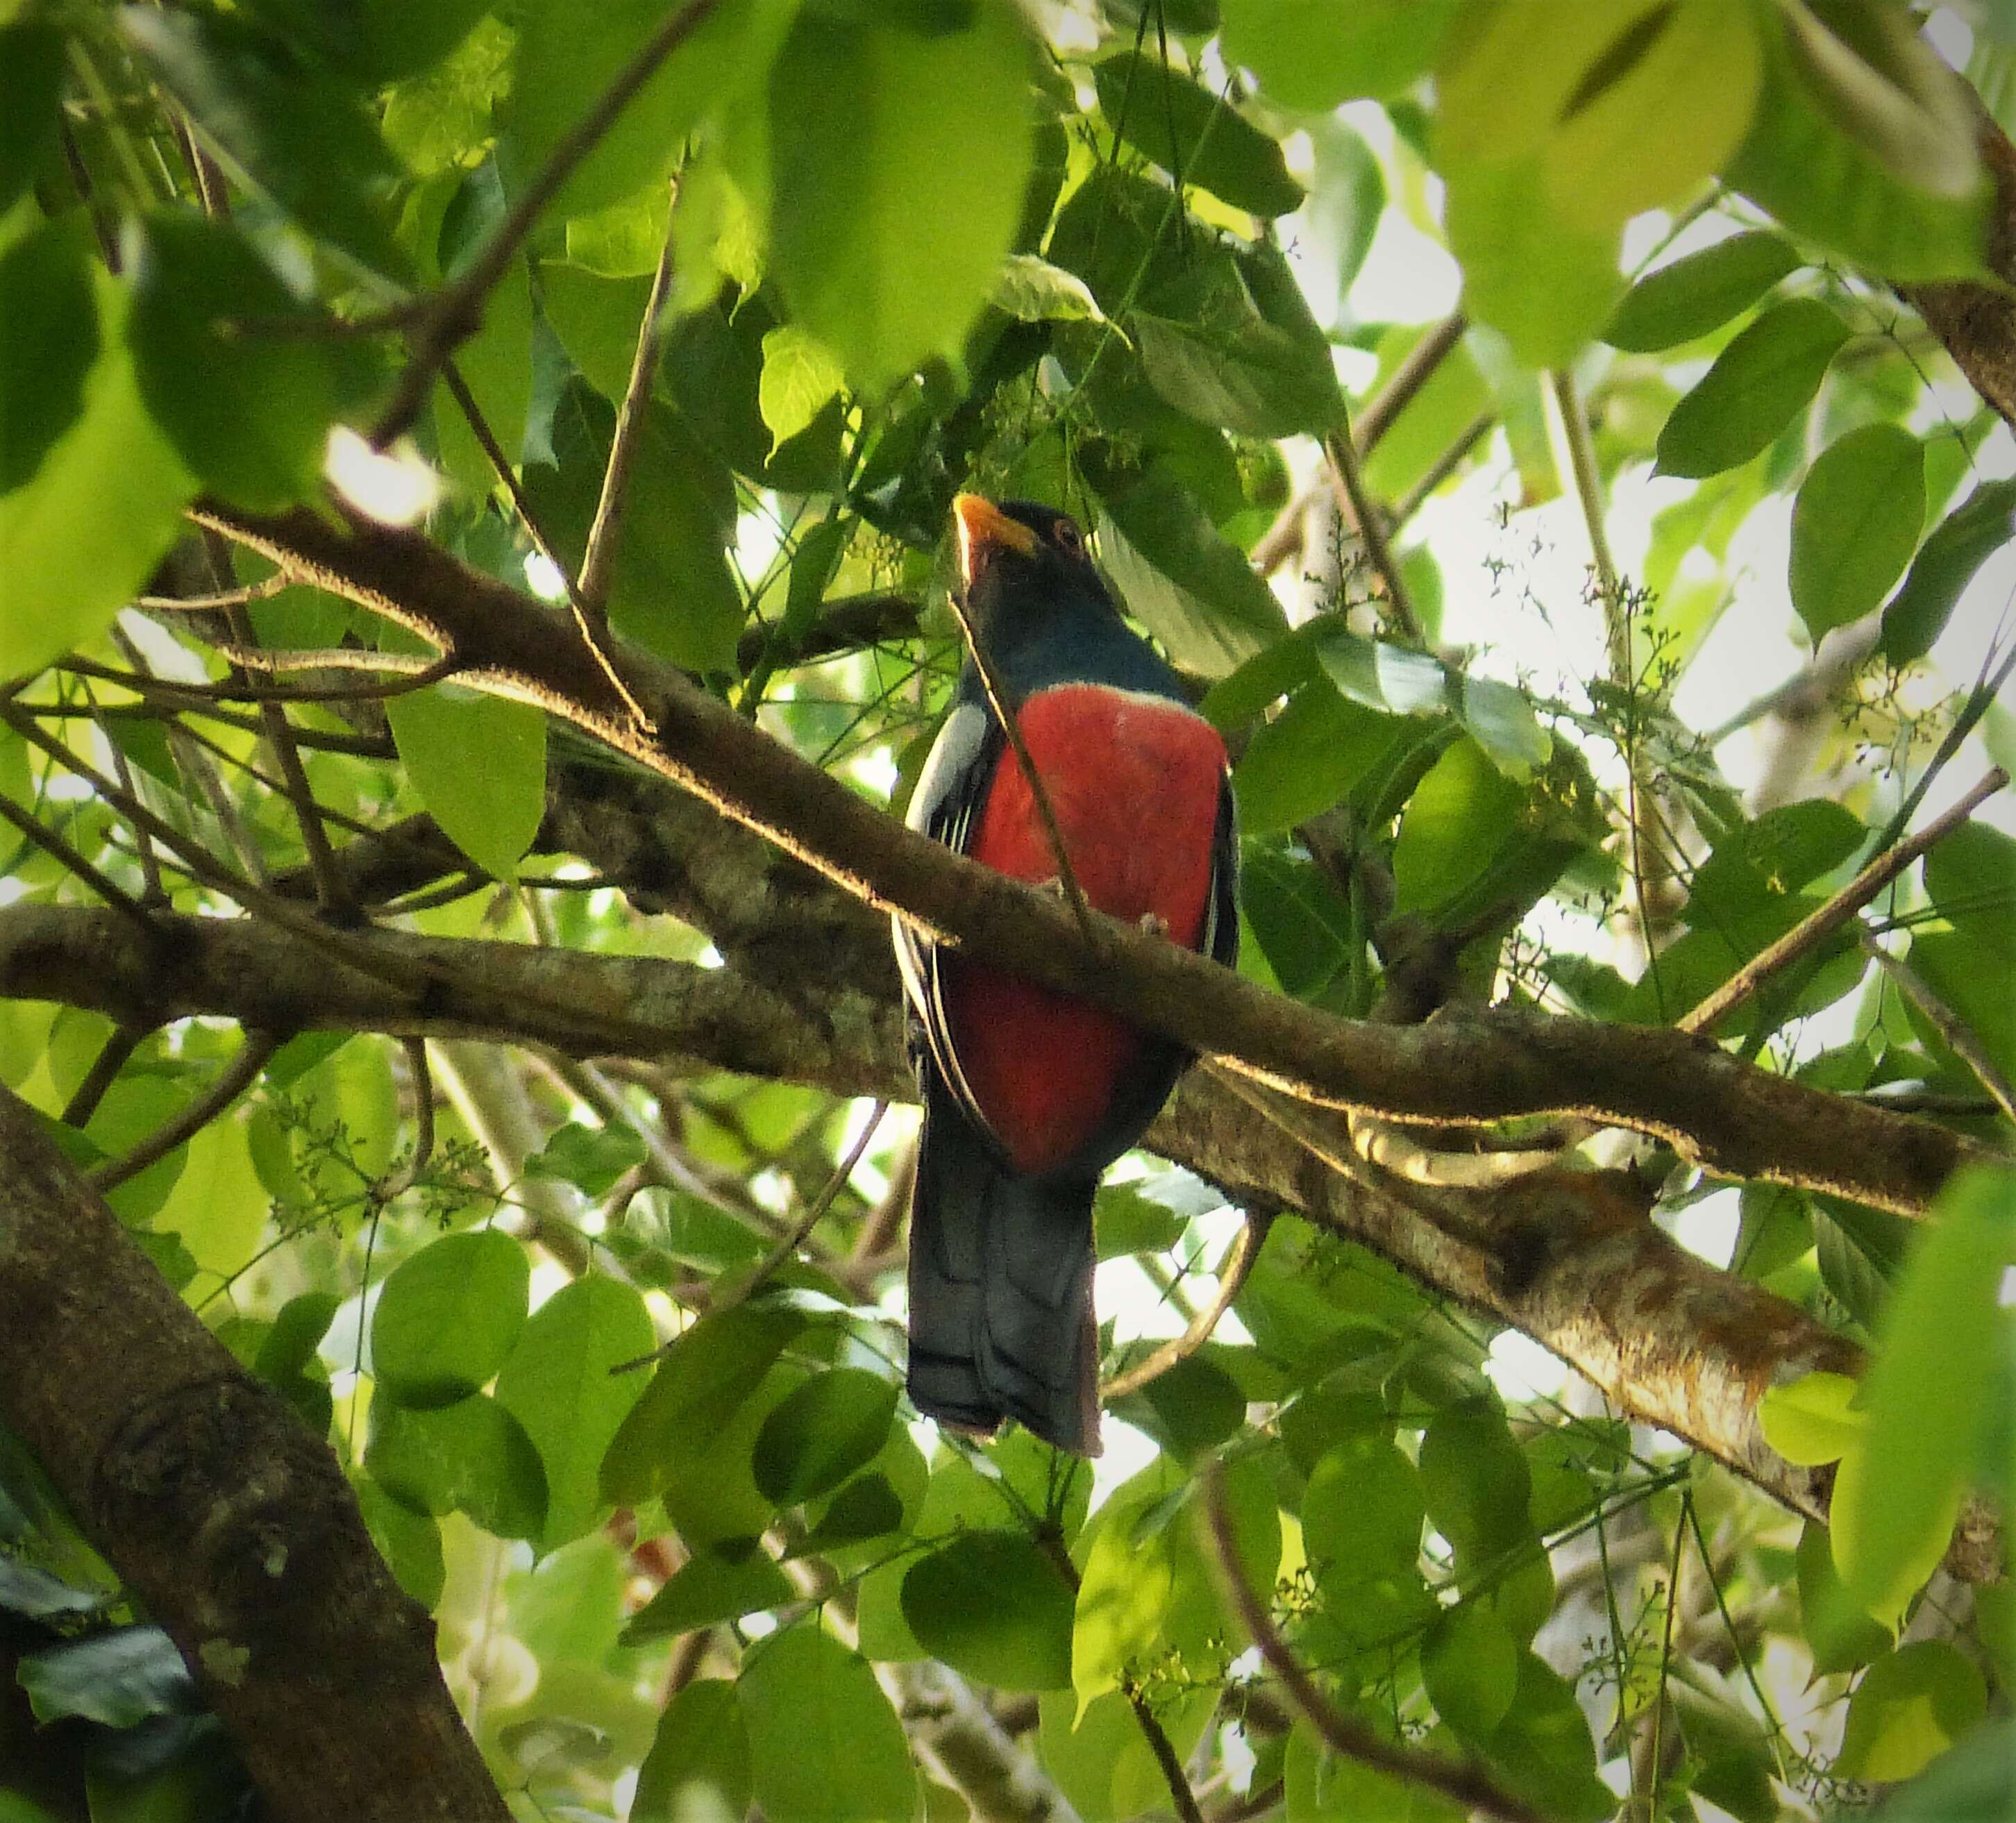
[907,700,991,841]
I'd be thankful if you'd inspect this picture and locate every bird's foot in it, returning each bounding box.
[1137,910,1169,936]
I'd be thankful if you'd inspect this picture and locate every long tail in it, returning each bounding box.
[905,1086,1101,1457]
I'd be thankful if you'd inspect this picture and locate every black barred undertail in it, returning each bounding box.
[905,1077,1101,1457]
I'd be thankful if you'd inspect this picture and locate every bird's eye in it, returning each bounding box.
[1052,519,1084,557]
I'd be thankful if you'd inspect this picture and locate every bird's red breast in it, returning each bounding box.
[943,682,1227,1175]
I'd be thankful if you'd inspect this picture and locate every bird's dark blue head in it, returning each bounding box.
[950,494,1137,689]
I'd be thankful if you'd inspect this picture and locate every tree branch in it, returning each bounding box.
[3,898,1999,1581]
[192,501,1997,1220]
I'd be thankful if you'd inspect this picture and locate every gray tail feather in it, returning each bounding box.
[906,1090,1101,1457]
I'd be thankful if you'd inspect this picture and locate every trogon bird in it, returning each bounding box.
[894,494,1238,1458]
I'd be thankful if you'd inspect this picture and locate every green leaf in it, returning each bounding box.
[1391,737,1524,916]
[353,1473,446,1608]
[1538,0,1763,230]
[1795,1520,1892,1675]
[17,1627,190,1728]
[900,1531,1075,1692]
[1838,1642,1989,1783]
[371,1230,531,1408]
[1419,1399,1533,1563]
[364,1394,548,1540]
[794,1472,907,1556]
[1300,121,1386,321]
[1836,1167,2015,1624]
[0,23,67,217]
[1870,1717,2015,1822]
[770,0,1032,392]
[600,1302,803,1505]
[992,253,1108,326]
[1423,1606,1520,1745]
[385,682,546,884]
[1220,0,1459,108]
[1790,423,1925,641]
[1729,3,1991,283]
[1604,230,1801,352]
[1285,1717,1463,1821]
[1654,299,1849,479]
[433,242,532,495]
[752,1367,898,1506]
[0,276,195,680]
[758,325,846,456]
[1303,1434,1423,1583]
[523,1119,648,1195]
[494,1275,655,1550]
[118,8,411,280]
[1880,478,2016,666]
[564,182,673,280]
[1090,462,1288,678]
[1239,848,1356,1000]
[739,1627,918,1823]
[1232,680,1406,836]
[126,211,348,513]
[1092,53,1302,217]
[1924,821,2016,962]
[505,0,796,220]
[1756,1370,1861,1466]
[1460,675,1552,780]
[621,1545,795,1643]
[1442,153,1622,370]
[0,218,96,495]
[634,1680,753,1823]
[1486,1654,1611,1823]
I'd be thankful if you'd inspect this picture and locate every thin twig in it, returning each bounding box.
[1200,1463,1549,1823]
[369,1038,439,1203]
[134,575,291,612]
[1391,410,1494,531]
[1322,424,1420,643]
[0,793,158,935]
[1126,1683,1207,1823]
[87,679,169,905]
[1860,932,2016,1125]
[439,362,657,732]
[1552,369,1623,660]
[1101,1212,1273,1400]
[941,585,1097,941]
[728,1101,889,1307]
[19,689,392,757]
[1680,767,2008,1034]
[62,1027,144,1129]
[373,0,728,443]
[1356,312,1468,457]
[89,1032,280,1192]
[578,192,679,616]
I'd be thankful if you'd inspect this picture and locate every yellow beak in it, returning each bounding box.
[952,493,1039,583]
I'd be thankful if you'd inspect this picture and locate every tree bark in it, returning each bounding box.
[0,1086,510,1823]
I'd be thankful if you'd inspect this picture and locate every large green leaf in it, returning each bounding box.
[0,276,195,679]
[739,1627,918,1823]
[750,1366,897,1506]
[1093,53,1301,217]
[1302,1434,1423,1583]
[1838,1642,1990,1783]
[385,680,547,884]
[1654,298,1849,478]
[1729,1,1990,283]
[769,0,1032,391]
[1220,0,1458,109]
[1789,423,1924,641]
[1879,478,2016,666]
[0,217,97,494]
[494,1274,655,1549]
[127,211,348,513]
[1089,461,1288,678]
[1835,1167,2015,1626]
[621,1546,795,1643]
[364,1395,548,1540]
[118,8,411,280]
[600,1302,802,1505]
[900,1531,1075,1692]
[371,1229,530,1407]
[634,1680,753,1823]
[504,0,797,220]
[0,22,67,216]
[1604,230,1801,353]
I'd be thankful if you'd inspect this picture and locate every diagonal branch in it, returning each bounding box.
[192,501,1999,1220]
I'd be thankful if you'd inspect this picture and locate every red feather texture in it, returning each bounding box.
[945,683,1227,1175]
